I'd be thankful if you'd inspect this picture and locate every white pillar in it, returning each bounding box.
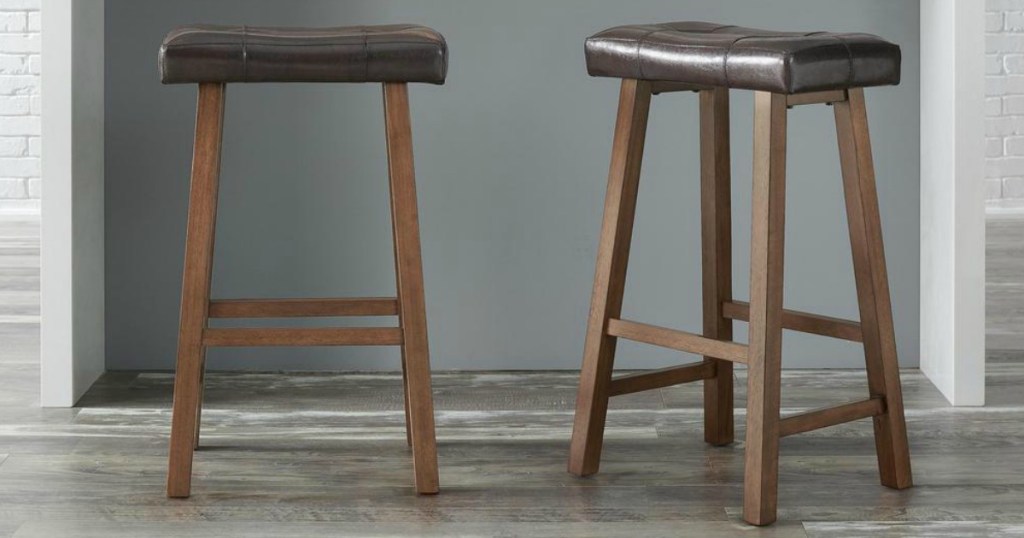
[919,0,986,406]
[40,0,106,407]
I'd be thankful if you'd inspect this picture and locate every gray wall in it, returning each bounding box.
[105,0,921,371]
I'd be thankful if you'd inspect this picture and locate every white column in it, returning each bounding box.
[919,0,986,406]
[40,0,105,407]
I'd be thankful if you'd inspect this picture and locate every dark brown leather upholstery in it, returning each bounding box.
[160,24,447,84]
[585,22,900,94]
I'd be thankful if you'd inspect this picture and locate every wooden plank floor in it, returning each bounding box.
[988,215,1024,350]
[2,215,1024,537]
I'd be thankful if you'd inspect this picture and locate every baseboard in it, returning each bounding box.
[0,199,41,216]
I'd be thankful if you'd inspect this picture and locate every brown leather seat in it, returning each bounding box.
[585,22,900,94]
[159,24,447,85]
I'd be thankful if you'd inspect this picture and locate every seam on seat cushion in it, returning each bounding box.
[721,32,827,90]
[722,36,741,87]
[723,35,772,88]
[830,34,856,89]
[597,41,743,51]
[165,41,436,49]
[728,43,857,55]
[164,43,243,49]
[635,28,665,80]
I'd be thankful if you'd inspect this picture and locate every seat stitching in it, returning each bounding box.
[592,39,743,51]
[635,28,665,79]
[165,43,247,48]
[708,25,738,33]
[828,34,856,88]
[725,33,830,41]
[722,35,760,88]
[720,44,841,54]
[727,33,854,89]
[700,32,814,87]
[164,41,436,48]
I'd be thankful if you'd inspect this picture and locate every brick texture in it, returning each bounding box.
[0,0,38,201]
[986,0,1024,202]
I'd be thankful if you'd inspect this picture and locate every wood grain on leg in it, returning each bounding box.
[400,348,413,447]
[167,83,226,498]
[384,82,439,494]
[568,79,652,477]
[834,88,913,490]
[193,357,206,450]
[395,222,414,447]
[388,159,413,447]
[699,87,735,446]
[743,91,788,526]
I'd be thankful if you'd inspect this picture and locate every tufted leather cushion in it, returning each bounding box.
[160,24,447,84]
[585,22,900,94]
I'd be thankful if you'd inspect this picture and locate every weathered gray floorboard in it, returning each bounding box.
[11,521,811,538]
[804,521,1024,537]
[987,216,1024,350]
[3,214,1024,537]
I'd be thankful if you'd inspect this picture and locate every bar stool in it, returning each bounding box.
[568,22,912,525]
[158,24,447,498]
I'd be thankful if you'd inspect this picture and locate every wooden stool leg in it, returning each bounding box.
[383,82,440,495]
[699,87,734,446]
[568,79,652,477]
[834,88,913,490]
[167,82,226,498]
[743,91,787,526]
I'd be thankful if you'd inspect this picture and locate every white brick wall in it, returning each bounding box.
[0,0,39,203]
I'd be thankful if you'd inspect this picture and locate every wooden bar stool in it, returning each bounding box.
[568,22,912,526]
[158,24,447,498]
